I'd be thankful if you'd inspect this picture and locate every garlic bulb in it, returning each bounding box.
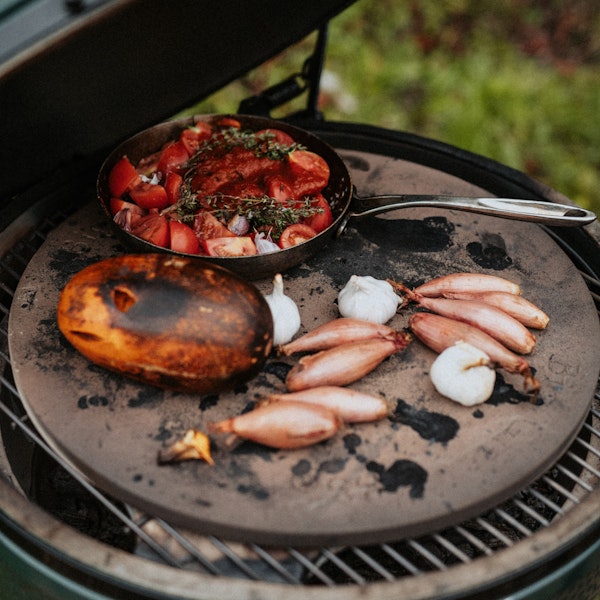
[337,275,400,324]
[264,273,301,346]
[429,341,496,406]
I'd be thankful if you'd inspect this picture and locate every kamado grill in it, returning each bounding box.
[1,2,599,599]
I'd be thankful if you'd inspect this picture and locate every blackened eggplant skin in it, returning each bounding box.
[57,254,273,393]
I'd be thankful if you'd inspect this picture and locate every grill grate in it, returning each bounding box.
[0,185,598,590]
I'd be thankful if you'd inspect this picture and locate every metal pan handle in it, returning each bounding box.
[346,193,597,228]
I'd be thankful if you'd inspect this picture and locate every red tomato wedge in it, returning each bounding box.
[164,172,183,205]
[179,123,212,155]
[156,140,189,176]
[202,236,257,257]
[193,212,235,240]
[169,221,201,254]
[255,128,295,146]
[131,214,170,248]
[303,194,333,233]
[287,150,330,196]
[279,223,317,248]
[129,182,169,210]
[108,156,141,197]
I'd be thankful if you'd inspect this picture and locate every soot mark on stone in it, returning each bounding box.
[263,361,292,382]
[357,216,455,252]
[199,394,219,411]
[292,458,312,477]
[343,433,362,455]
[487,373,543,406]
[367,459,427,498]
[472,409,485,419]
[77,394,109,409]
[391,399,459,444]
[466,234,513,270]
[128,387,163,408]
[237,483,270,500]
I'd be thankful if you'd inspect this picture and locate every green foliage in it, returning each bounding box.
[183,0,600,214]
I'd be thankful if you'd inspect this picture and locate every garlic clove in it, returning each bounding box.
[429,341,496,406]
[337,275,400,324]
[264,273,301,346]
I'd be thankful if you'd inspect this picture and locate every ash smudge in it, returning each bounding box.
[466,233,514,270]
[77,394,109,409]
[367,459,427,498]
[390,399,459,444]
[487,373,543,406]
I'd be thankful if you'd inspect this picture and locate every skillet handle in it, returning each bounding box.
[345,194,597,228]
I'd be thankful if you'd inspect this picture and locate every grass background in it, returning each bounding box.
[184,0,600,215]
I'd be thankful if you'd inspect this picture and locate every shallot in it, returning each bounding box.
[409,312,540,394]
[208,400,341,449]
[279,317,398,356]
[262,386,391,423]
[286,331,412,392]
[263,274,301,346]
[429,342,496,406]
[415,295,535,354]
[440,290,549,329]
[412,273,522,297]
[337,275,400,324]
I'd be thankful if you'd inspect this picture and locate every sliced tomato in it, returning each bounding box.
[278,223,317,249]
[215,117,241,129]
[129,182,169,210]
[255,128,295,147]
[164,171,183,205]
[287,150,330,196]
[179,122,213,155]
[202,236,257,257]
[303,194,333,233]
[169,221,201,254]
[109,197,148,217]
[193,212,235,239]
[108,156,140,197]
[156,140,189,176]
[266,176,294,202]
[131,214,170,248]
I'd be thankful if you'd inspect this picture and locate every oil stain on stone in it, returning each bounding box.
[466,233,513,270]
[366,459,427,498]
[390,399,459,444]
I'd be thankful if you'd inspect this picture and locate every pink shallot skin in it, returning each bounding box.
[409,312,540,395]
[208,400,341,449]
[412,273,522,297]
[440,291,549,329]
[412,295,536,354]
[286,331,412,392]
[262,386,391,423]
[279,317,398,356]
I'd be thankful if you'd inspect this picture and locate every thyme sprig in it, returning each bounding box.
[167,194,323,239]
[186,127,306,167]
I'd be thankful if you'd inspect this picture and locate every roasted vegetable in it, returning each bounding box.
[57,254,273,393]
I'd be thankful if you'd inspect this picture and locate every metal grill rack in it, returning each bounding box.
[0,165,598,595]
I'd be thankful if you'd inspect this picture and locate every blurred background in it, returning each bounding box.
[184,0,600,215]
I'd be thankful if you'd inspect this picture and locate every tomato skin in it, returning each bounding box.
[109,156,140,197]
[129,182,169,210]
[169,221,201,254]
[202,236,257,257]
[255,128,295,147]
[303,194,333,233]
[193,212,235,240]
[131,214,170,248]
[156,140,189,176]
[287,150,330,196]
[179,123,212,155]
[266,176,294,202]
[164,172,183,205]
[278,223,318,248]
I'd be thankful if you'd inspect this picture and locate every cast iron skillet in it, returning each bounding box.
[97,114,596,280]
